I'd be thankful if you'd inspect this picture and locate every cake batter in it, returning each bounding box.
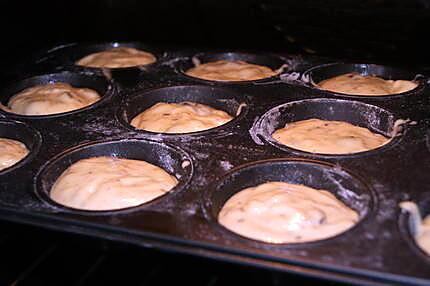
[317,73,417,96]
[5,83,101,116]
[130,102,233,133]
[76,47,156,68]
[185,60,277,81]
[50,156,178,211]
[400,201,430,255]
[272,119,389,154]
[0,138,29,171]
[219,182,359,243]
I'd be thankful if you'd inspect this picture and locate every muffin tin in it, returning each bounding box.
[0,42,429,285]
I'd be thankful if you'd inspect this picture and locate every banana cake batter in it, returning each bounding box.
[317,73,417,96]
[50,156,178,211]
[272,119,390,154]
[130,102,233,133]
[219,182,359,243]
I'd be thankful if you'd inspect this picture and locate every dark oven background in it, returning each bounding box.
[1,0,430,68]
[0,1,429,285]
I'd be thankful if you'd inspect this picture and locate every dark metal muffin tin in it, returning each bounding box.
[0,42,429,285]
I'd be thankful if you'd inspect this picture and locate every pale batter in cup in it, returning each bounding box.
[317,73,417,96]
[76,47,156,68]
[4,83,101,116]
[130,102,233,133]
[219,181,359,243]
[272,119,390,154]
[185,60,278,81]
[50,156,178,211]
[0,138,29,171]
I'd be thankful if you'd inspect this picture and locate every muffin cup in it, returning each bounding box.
[304,63,426,98]
[0,119,41,174]
[177,52,287,84]
[34,42,165,85]
[399,194,430,262]
[35,139,193,215]
[202,158,374,247]
[0,71,116,119]
[117,85,249,138]
[252,98,400,157]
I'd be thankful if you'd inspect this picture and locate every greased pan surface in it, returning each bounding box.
[0,43,429,285]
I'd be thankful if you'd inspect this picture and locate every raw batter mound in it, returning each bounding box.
[0,138,29,171]
[130,102,233,133]
[219,182,359,243]
[400,201,430,255]
[76,47,156,68]
[50,156,178,211]
[272,119,389,154]
[185,60,277,81]
[317,73,417,96]
[5,83,101,116]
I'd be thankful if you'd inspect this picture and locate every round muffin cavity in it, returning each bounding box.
[205,159,372,245]
[0,138,29,171]
[3,82,101,116]
[76,47,157,68]
[50,156,178,211]
[130,101,233,133]
[0,120,41,173]
[185,60,278,82]
[254,98,397,156]
[272,118,390,155]
[306,63,420,97]
[400,201,430,256]
[318,73,418,96]
[37,139,192,213]
[118,85,247,136]
[219,181,359,244]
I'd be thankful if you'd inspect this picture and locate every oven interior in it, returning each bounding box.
[0,1,429,285]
